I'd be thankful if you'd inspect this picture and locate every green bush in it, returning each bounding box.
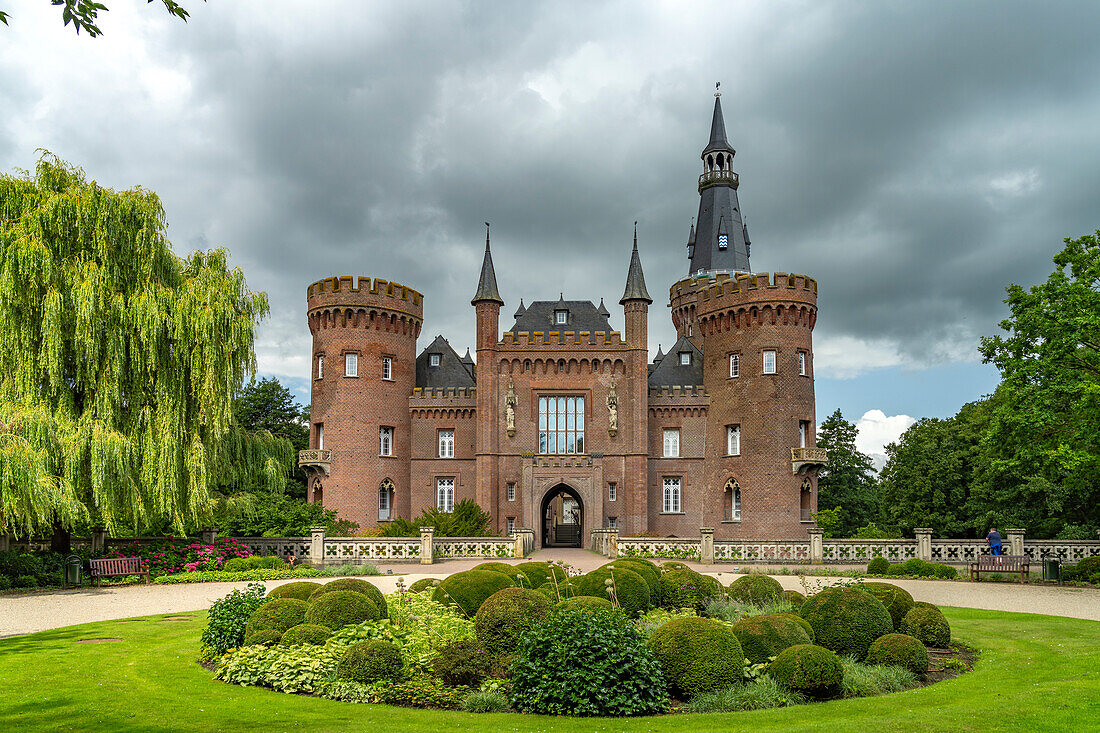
[514,561,555,588]
[216,643,340,693]
[604,560,662,603]
[224,556,287,572]
[661,561,691,572]
[867,557,890,575]
[430,640,491,687]
[266,581,324,601]
[659,568,722,611]
[782,589,806,607]
[900,605,951,647]
[14,574,38,588]
[777,612,815,642]
[431,569,515,617]
[798,586,893,660]
[866,633,930,673]
[1077,556,1100,576]
[860,582,915,630]
[244,598,308,637]
[408,578,439,594]
[243,629,282,646]
[510,608,667,716]
[305,590,379,630]
[471,562,530,588]
[768,643,844,698]
[728,575,784,605]
[379,676,466,708]
[336,640,403,683]
[280,623,331,646]
[730,613,813,665]
[0,576,11,591]
[201,582,268,653]
[310,578,388,618]
[462,689,509,713]
[685,677,807,712]
[648,617,745,698]
[574,566,652,616]
[931,563,958,579]
[475,587,552,655]
[535,579,576,602]
[153,568,328,584]
[887,558,937,577]
[556,596,614,612]
[324,562,381,576]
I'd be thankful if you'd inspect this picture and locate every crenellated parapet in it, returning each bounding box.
[307,275,424,336]
[669,271,817,336]
[498,330,627,348]
[648,385,709,418]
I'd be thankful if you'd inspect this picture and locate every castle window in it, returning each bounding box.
[555,310,568,325]
[507,482,515,501]
[507,517,516,534]
[436,477,454,513]
[718,233,728,249]
[438,429,454,458]
[763,350,776,374]
[608,482,616,502]
[663,428,680,458]
[799,421,810,449]
[679,352,691,366]
[607,516,617,529]
[379,426,393,456]
[729,353,740,378]
[524,359,531,372]
[429,354,441,367]
[801,479,812,522]
[662,478,682,513]
[382,356,392,380]
[316,423,324,450]
[316,355,324,380]
[378,479,394,521]
[799,351,807,376]
[344,352,358,377]
[727,425,740,456]
[725,479,741,521]
[538,396,585,455]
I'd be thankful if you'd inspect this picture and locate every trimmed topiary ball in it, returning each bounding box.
[782,589,806,607]
[900,605,951,648]
[475,587,552,655]
[860,582,915,630]
[556,595,615,612]
[310,578,388,618]
[867,557,890,575]
[777,612,816,642]
[866,633,930,673]
[574,566,652,616]
[280,623,332,646]
[647,617,745,698]
[471,562,531,588]
[1077,556,1100,576]
[243,628,282,646]
[266,581,323,601]
[305,590,379,630]
[515,561,555,588]
[731,613,813,665]
[661,561,691,572]
[930,563,957,579]
[767,644,843,699]
[604,560,662,603]
[658,568,722,611]
[431,640,491,687]
[535,579,576,602]
[245,598,308,637]
[408,578,439,594]
[432,569,515,617]
[336,640,403,683]
[798,586,893,660]
[728,574,785,606]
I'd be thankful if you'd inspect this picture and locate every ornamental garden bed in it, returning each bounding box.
[201,559,973,716]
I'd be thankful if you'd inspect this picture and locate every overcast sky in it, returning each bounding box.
[3,1,1098,459]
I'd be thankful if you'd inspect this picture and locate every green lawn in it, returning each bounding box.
[0,608,1097,732]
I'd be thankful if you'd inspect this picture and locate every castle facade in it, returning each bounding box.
[299,94,825,545]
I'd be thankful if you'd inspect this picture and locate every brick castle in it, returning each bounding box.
[299,92,825,545]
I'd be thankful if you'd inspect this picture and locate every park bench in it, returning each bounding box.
[89,557,150,586]
[969,554,1029,583]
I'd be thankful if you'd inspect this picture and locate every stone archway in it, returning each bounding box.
[541,484,584,548]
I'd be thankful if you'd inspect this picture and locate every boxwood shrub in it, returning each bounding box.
[245,598,308,638]
[777,612,816,642]
[336,640,403,683]
[514,561,556,588]
[603,560,662,603]
[867,556,890,575]
[1077,556,1100,576]
[860,582,915,630]
[574,566,652,616]
[782,589,806,607]
[310,578,388,618]
[430,640,491,687]
[728,574,784,605]
[731,613,813,665]
[305,590,379,630]
[647,617,745,698]
[557,595,614,612]
[866,633,930,673]
[243,628,283,646]
[471,562,530,588]
[224,556,287,572]
[267,581,324,601]
[407,578,439,594]
[659,568,722,611]
[899,604,951,647]
[767,644,843,699]
[798,586,892,660]
[475,587,552,655]
[280,623,332,646]
[535,579,576,602]
[432,569,515,617]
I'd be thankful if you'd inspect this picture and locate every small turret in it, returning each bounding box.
[620,223,652,305]
[471,223,504,306]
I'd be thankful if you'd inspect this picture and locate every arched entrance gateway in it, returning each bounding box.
[541,484,584,548]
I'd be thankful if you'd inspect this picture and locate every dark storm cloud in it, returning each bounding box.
[2,0,1099,383]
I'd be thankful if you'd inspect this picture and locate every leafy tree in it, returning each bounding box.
[811,507,842,539]
[978,231,1100,537]
[0,1,199,38]
[815,409,880,536]
[213,490,357,538]
[233,376,309,498]
[0,154,292,542]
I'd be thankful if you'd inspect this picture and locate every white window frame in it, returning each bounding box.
[382,356,392,380]
[729,353,739,378]
[344,352,358,377]
[379,426,393,456]
[436,477,455,513]
[506,517,516,535]
[429,353,441,367]
[799,421,809,449]
[316,354,324,379]
[727,425,740,456]
[378,482,392,521]
[662,477,682,514]
[316,423,324,450]
[679,352,691,366]
[798,351,807,376]
[663,428,680,458]
[607,516,617,529]
[731,487,741,521]
[762,349,776,374]
[555,310,567,325]
[438,429,454,458]
[506,482,515,501]
[538,395,585,455]
[608,482,616,502]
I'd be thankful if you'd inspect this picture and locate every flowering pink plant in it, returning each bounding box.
[103,537,253,575]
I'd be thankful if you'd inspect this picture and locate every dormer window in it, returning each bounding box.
[555,310,568,325]
[429,354,441,367]
[718,233,728,249]
[679,352,691,366]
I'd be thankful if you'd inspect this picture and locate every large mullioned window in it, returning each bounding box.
[436,478,454,513]
[662,478,682,513]
[538,396,585,454]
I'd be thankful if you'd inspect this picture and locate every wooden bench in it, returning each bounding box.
[89,557,150,586]
[969,554,1029,583]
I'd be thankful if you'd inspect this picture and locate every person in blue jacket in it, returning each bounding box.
[986,528,1003,556]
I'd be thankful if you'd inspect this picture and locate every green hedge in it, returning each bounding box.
[860,582,915,630]
[153,568,328,584]
[727,575,784,605]
[647,617,744,698]
[767,644,843,699]
[474,587,552,655]
[603,560,662,603]
[798,586,892,660]
[310,579,387,618]
[574,566,652,616]
[470,562,530,588]
[535,579,576,602]
[280,623,332,646]
[899,605,951,647]
[407,578,439,594]
[305,590,379,630]
[866,633,930,673]
[867,557,890,575]
[514,562,557,588]
[245,598,308,637]
[730,613,813,665]
[658,568,722,611]
[777,612,816,642]
[336,640,403,684]
[243,628,282,646]
[223,556,287,572]
[556,596,614,612]
[267,581,325,601]
[782,589,806,607]
[431,570,515,617]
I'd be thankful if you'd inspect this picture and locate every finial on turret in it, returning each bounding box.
[633,220,638,249]
[715,81,721,98]
[484,221,490,250]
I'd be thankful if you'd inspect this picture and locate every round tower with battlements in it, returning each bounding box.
[300,275,423,529]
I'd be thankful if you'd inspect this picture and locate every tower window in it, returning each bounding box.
[801,480,812,522]
[607,516,617,529]
[727,425,741,456]
[718,234,728,249]
[726,479,742,521]
[799,351,807,376]
[679,352,691,366]
[429,354,441,367]
[608,482,616,501]
[436,477,454,513]
[555,310,568,325]
[799,421,810,449]
[662,478,682,513]
[663,428,680,458]
[438,429,454,458]
[316,355,324,380]
[316,423,324,450]
[378,479,394,521]
[507,482,516,501]
[379,426,393,456]
[729,353,740,378]
[382,356,392,380]
[506,517,516,534]
[344,352,358,377]
[763,350,777,374]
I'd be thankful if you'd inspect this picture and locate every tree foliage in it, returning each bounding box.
[0,153,291,537]
[380,499,495,537]
[0,1,199,38]
[815,409,880,536]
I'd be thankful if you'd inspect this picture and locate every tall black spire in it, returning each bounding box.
[689,86,751,275]
[471,222,504,305]
[620,222,653,305]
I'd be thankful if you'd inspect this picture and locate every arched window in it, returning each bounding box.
[379,478,395,521]
[707,154,714,170]
[716,152,724,169]
[800,479,812,522]
[724,478,741,521]
[312,480,323,506]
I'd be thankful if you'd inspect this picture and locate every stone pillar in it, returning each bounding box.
[91,526,108,554]
[310,526,326,567]
[1006,528,1025,556]
[809,527,824,564]
[914,528,933,562]
[200,526,217,545]
[608,528,619,559]
[700,527,715,565]
[419,527,435,565]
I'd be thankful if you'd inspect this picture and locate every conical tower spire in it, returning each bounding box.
[620,221,652,305]
[703,84,734,155]
[471,222,504,305]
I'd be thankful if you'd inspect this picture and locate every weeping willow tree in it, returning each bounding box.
[0,153,293,541]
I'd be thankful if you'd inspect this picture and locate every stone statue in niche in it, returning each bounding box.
[606,380,618,437]
[506,378,517,437]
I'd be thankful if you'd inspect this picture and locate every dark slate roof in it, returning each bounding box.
[620,236,652,304]
[507,299,613,334]
[648,336,703,387]
[416,335,476,388]
[471,240,504,305]
[702,95,734,155]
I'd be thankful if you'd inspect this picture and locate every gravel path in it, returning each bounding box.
[3,550,1098,637]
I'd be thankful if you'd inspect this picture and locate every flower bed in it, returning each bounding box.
[105,537,255,575]
[154,568,329,584]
